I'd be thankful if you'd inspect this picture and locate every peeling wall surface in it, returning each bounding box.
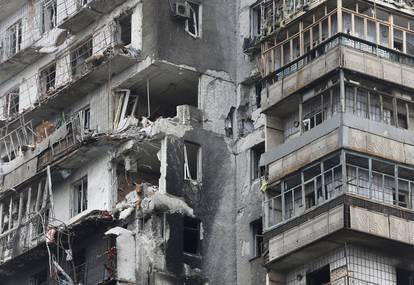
[7,0,414,284]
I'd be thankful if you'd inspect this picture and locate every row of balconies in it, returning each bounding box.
[0,0,129,83]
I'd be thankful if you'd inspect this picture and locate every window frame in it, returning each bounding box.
[185,1,202,38]
[71,176,88,217]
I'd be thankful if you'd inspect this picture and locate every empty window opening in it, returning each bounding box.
[118,13,132,45]
[41,0,57,33]
[72,177,88,216]
[250,3,261,38]
[30,270,47,285]
[306,265,330,285]
[255,81,262,108]
[3,87,19,119]
[397,268,414,285]
[5,20,22,57]
[250,218,263,258]
[251,143,265,180]
[83,107,91,130]
[183,216,201,255]
[70,38,93,79]
[39,62,56,95]
[184,142,201,182]
[185,2,202,38]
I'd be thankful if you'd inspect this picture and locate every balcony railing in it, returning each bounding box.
[262,33,414,83]
[263,150,414,230]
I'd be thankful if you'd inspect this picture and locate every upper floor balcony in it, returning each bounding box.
[257,0,414,81]
[57,0,127,33]
[0,1,26,24]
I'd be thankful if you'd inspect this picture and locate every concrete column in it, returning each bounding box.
[340,69,345,113]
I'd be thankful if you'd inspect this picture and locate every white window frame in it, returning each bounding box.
[185,1,202,38]
[250,3,262,38]
[5,20,22,57]
[72,177,88,217]
[41,0,57,34]
[184,142,202,182]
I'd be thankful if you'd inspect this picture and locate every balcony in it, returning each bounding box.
[57,0,126,33]
[0,19,43,83]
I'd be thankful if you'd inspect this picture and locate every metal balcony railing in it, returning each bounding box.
[263,150,414,230]
[262,33,414,83]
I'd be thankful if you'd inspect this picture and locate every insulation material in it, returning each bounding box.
[105,227,136,284]
[35,121,55,143]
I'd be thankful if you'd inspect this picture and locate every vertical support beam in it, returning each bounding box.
[47,166,54,217]
[281,182,285,221]
[340,69,345,113]
[301,171,306,209]
[395,165,399,207]
[0,203,3,234]
[337,0,343,33]
[35,181,42,212]
[8,198,13,231]
[299,102,303,134]
[368,157,373,199]
[341,150,347,194]
[147,79,151,117]
[17,192,23,226]
[321,160,326,201]
[27,187,32,217]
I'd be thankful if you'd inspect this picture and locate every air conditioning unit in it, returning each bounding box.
[174,2,191,19]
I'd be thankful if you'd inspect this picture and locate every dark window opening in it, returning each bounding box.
[306,265,330,285]
[6,20,22,57]
[183,216,201,255]
[119,13,132,45]
[72,177,88,216]
[82,107,90,130]
[255,81,262,108]
[30,270,47,285]
[251,3,261,37]
[41,0,57,33]
[3,87,19,119]
[184,142,201,181]
[252,143,265,180]
[397,268,414,285]
[250,218,263,258]
[185,2,201,38]
[70,38,93,78]
[39,63,56,96]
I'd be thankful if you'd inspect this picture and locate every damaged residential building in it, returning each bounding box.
[6,0,414,284]
[251,0,414,284]
[0,0,251,284]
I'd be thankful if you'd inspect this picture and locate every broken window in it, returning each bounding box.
[306,265,330,285]
[29,270,47,285]
[72,177,88,216]
[118,13,132,45]
[83,107,91,130]
[3,87,19,119]
[5,20,22,57]
[251,143,265,180]
[183,216,201,255]
[250,218,263,258]
[70,38,93,79]
[79,0,90,6]
[185,2,202,38]
[303,96,323,132]
[41,0,57,34]
[184,142,201,182]
[39,62,56,96]
[250,3,261,38]
[394,29,404,52]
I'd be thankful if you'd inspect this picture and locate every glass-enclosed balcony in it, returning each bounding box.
[259,0,414,78]
[263,150,414,230]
